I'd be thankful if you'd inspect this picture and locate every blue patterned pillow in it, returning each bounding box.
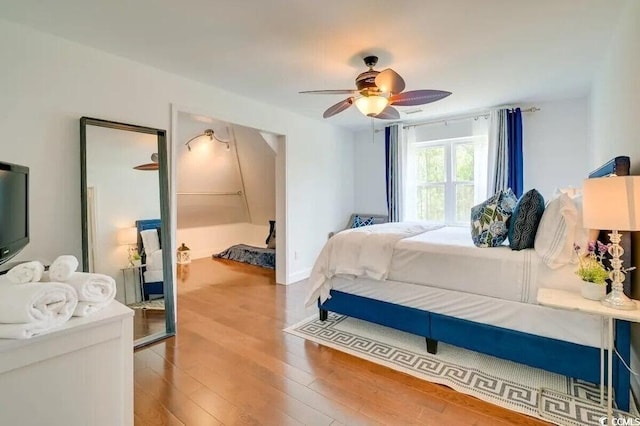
[470,189,517,247]
[508,189,545,250]
[351,215,375,228]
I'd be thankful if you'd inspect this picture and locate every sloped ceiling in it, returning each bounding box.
[0,0,629,129]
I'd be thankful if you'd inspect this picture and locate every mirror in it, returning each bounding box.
[80,117,175,347]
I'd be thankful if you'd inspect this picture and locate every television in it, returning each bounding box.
[0,161,29,266]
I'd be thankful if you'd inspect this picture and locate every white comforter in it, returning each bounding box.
[304,222,444,306]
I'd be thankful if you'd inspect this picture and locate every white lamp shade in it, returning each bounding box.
[354,95,389,117]
[117,227,137,245]
[583,176,640,231]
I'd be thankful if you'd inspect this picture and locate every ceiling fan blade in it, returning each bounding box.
[389,90,452,106]
[299,89,359,95]
[375,69,406,94]
[373,106,400,120]
[323,97,354,118]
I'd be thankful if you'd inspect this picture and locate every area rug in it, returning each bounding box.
[128,298,164,310]
[285,313,624,426]
[213,244,275,269]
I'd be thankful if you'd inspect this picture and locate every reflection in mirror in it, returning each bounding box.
[80,117,175,347]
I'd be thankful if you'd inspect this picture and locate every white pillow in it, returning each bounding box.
[140,229,160,254]
[553,188,599,251]
[534,193,578,269]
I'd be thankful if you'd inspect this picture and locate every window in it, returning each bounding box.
[412,137,479,225]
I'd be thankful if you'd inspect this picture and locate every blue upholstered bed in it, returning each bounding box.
[316,156,633,410]
[136,219,164,300]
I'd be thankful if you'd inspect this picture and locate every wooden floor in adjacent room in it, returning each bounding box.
[134,258,549,425]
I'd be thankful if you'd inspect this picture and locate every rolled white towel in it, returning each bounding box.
[0,282,78,339]
[65,272,116,304]
[73,300,113,317]
[49,255,79,282]
[5,261,45,284]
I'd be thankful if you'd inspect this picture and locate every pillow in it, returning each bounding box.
[351,215,375,228]
[508,189,545,250]
[534,193,578,269]
[266,220,276,249]
[471,188,517,247]
[140,229,161,254]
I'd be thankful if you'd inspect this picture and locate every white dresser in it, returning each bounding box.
[0,301,134,426]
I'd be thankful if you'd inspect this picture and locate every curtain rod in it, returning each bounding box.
[404,106,539,130]
[372,106,540,133]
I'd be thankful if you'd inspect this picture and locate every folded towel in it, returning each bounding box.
[73,300,113,317]
[0,282,78,339]
[49,255,79,282]
[65,272,116,304]
[5,261,45,284]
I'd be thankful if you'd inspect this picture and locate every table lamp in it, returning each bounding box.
[583,176,640,310]
[117,226,138,266]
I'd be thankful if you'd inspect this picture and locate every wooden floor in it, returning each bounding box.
[134,258,550,425]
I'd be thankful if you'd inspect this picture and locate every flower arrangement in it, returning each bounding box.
[573,241,610,284]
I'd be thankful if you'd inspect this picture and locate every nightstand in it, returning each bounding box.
[120,264,145,304]
[537,288,640,423]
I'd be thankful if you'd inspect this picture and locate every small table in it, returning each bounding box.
[537,288,640,423]
[120,264,145,304]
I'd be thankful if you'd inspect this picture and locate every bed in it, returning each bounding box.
[136,219,164,300]
[307,156,633,411]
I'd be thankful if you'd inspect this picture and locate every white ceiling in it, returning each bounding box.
[0,0,629,130]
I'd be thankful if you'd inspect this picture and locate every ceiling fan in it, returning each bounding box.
[300,55,451,120]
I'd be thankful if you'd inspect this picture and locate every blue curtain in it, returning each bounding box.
[385,125,400,222]
[506,108,523,198]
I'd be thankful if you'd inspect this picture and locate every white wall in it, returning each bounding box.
[522,98,589,200]
[233,124,276,227]
[177,223,269,260]
[589,0,640,402]
[590,1,640,172]
[0,19,354,284]
[353,98,590,215]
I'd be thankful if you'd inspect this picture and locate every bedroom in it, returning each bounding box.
[0,0,638,424]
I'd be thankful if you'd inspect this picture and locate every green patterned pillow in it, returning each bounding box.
[471,189,517,247]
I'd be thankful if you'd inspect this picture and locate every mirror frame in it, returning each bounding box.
[80,117,176,346]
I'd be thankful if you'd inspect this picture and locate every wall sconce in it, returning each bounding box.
[185,129,230,151]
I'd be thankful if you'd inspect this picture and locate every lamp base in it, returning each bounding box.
[601,290,636,310]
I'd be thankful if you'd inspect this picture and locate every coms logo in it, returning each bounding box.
[599,417,640,425]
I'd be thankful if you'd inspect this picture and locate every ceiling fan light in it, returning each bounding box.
[355,95,389,117]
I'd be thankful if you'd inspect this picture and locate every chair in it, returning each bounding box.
[328,213,389,238]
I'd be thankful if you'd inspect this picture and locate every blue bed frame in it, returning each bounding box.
[136,219,164,301]
[318,156,633,410]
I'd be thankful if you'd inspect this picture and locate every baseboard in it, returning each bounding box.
[288,268,311,284]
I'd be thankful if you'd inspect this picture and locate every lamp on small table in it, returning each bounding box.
[583,176,640,310]
[117,226,138,266]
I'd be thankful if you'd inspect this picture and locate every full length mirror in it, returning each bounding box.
[80,117,175,346]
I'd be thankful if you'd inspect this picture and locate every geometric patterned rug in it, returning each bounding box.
[285,313,622,426]
[128,298,164,310]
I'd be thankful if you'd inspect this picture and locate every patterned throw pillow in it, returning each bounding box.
[351,215,375,228]
[508,189,545,250]
[471,189,518,247]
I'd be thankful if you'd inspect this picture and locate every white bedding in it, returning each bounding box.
[143,249,163,283]
[305,222,444,306]
[389,227,583,303]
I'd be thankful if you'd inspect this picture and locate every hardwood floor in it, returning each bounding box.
[134,258,550,425]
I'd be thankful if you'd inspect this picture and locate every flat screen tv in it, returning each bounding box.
[0,161,29,265]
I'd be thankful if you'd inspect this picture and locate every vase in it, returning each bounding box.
[581,281,606,301]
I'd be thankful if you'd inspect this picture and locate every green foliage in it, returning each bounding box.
[576,257,608,284]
